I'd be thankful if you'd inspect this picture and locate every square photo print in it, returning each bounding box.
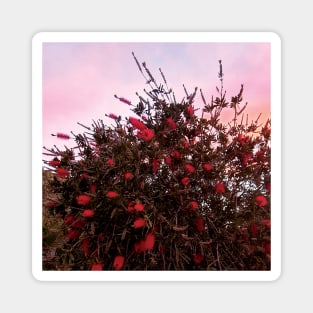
[32,32,281,281]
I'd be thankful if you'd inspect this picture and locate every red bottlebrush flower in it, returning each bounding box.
[91,263,103,271]
[107,158,114,168]
[186,106,194,117]
[189,201,199,210]
[215,182,225,194]
[108,113,118,120]
[76,195,91,206]
[66,229,80,240]
[181,177,190,186]
[133,218,146,229]
[153,225,160,232]
[237,133,243,142]
[56,167,69,178]
[134,203,144,212]
[237,134,250,146]
[255,150,265,162]
[255,195,267,207]
[82,209,94,218]
[134,240,146,253]
[106,191,119,199]
[250,223,258,237]
[195,217,204,232]
[164,156,172,165]
[152,158,160,173]
[98,234,105,241]
[90,184,97,193]
[129,117,147,130]
[171,150,180,159]
[261,219,271,228]
[57,132,70,140]
[166,117,177,130]
[64,215,75,226]
[263,242,271,255]
[193,253,204,265]
[203,163,213,171]
[124,172,134,180]
[127,201,136,213]
[113,255,125,270]
[145,232,155,250]
[137,128,154,141]
[241,153,252,166]
[48,159,60,167]
[118,96,132,105]
[185,164,195,174]
[81,238,90,256]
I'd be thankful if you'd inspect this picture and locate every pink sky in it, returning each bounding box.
[42,42,270,157]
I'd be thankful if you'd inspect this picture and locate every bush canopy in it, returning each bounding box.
[42,54,271,271]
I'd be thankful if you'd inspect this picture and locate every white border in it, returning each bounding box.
[32,32,281,281]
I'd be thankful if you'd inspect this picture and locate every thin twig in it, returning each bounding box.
[217,244,222,270]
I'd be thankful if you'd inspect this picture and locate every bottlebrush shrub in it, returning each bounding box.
[42,55,271,271]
